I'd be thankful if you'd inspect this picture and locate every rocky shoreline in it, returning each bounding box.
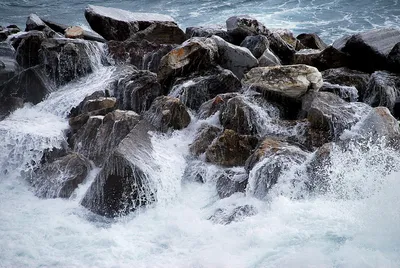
[1,5,400,220]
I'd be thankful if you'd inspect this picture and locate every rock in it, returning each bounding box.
[320,82,359,102]
[363,71,400,118]
[240,35,269,58]
[219,96,259,135]
[69,90,106,118]
[336,28,400,72]
[226,15,269,45]
[32,153,91,198]
[169,66,241,110]
[274,29,300,49]
[108,39,175,71]
[211,35,258,79]
[39,38,94,85]
[209,205,257,225]
[0,43,19,86]
[15,31,46,68]
[198,93,239,119]
[157,37,219,88]
[81,120,156,217]
[0,65,53,120]
[321,67,370,100]
[70,110,141,166]
[116,70,162,113]
[0,26,21,42]
[297,33,327,50]
[293,49,321,66]
[305,142,334,192]
[189,124,222,156]
[25,14,46,31]
[82,97,116,114]
[182,160,222,184]
[205,129,258,167]
[65,26,84,39]
[242,65,323,99]
[301,92,370,142]
[266,32,296,65]
[388,42,400,72]
[186,25,232,42]
[216,168,248,198]
[85,5,177,41]
[246,137,308,199]
[144,96,191,132]
[129,21,185,45]
[294,46,350,71]
[258,48,281,67]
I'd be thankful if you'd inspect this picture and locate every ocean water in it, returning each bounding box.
[1,0,400,43]
[1,1,400,268]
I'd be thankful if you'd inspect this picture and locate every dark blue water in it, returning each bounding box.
[1,0,400,43]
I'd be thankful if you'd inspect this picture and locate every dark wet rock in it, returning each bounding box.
[246,137,308,199]
[70,110,141,166]
[189,124,222,156]
[0,65,53,120]
[69,90,106,118]
[388,42,400,72]
[129,21,185,45]
[336,28,400,72]
[266,32,296,65]
[321,67,370,100]
[81,97,116,114]
[242,65,323,99]
[209,204,258,224]
[306,142,334,192]
[240,35,269,58]
[363,71,400,118]
[258,48,281,67]
[157,37,219,88]
[205,129,258,167]
[81,120,156,218]
[320,82,359,102]
[39,38,94,85]
[169,66,241,110]
[0,26,21,42]
[85,5,177,41]
[15,31,46,68]
[226,15,269,45]
[186,25,232,42]
[219,96,259,135]
[297,33,327,50]
[32,153,91,198]
[274,29,301,49]
[198,93,239,119]
[216,168,248,198]
[116,70,162,113]
[144,96,191,132]
[25,14,46,31]
[0,43,19,85]
[293,49,320,66]
[294,46,350,71]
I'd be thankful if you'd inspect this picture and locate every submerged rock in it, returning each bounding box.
[216,168,248,198]
[209,205,258,225]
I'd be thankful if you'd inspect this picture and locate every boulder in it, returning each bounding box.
[388,42,400,72]
[65,26,84,39]
[84,5,178,41]
[25,14,46,31]
[144,96,191,132]
[266,32,296,65]
[116,70,162,113]
[335,28,400,72]
[205,129,258,167]
[81,97,116,114]
[81,120,156,217]
[69,90,107,118]
[129,21,185,45]
[294,46,350,71]
[246,137,308,199]
[363,71,400,118]
[305,142,333,192]
[70,110,141,166]
[211,35,258,79]
[258,48,281,67]
[0,43,19,85]
[169,66,241,110]
[0,25,21,42]
[320,82,359,102]
[240,35,269,58]
[296,33,327,50]
[186,25,232,43]
[242,65,323,99]
[32,153,91,198]
[216,168,248,198]
[321,67,370,100]
[157,37,219,88]
[273,29,301,49]
[226,15,269,45]
[15,31,46,68]
[209,205,257,225]
[198,93,239,119]
[189,124,222,156]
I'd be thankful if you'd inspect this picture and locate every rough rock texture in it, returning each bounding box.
[0,25,20,42]
[0,42,19,85]
[266,32,296,65]
[189,124,222,156]
[129,21,185,45]
[65,26,84,39]
[240,35,270,58]
[84,5,178,41]
[216,168,248,198]
[81,120,156,217]
[226,15,268,45]
[169,66,241,110]
[320,82,359,102]
[209,205,257,224]
[258,48,281,67]
[144,96,191,132]
[69,90,107,118]
[242,65,323,99]
[15,31,46,68]
[297,33,327,50]
[186,26,232,43]
[294,46,350,71]
[205,129,258,167]
[211,35,258,79]
[25,14,46,31]
[306,142,334,192]
[198,93,239,119]
[157,37,219,88]
[116,70,162,113]
[81,97,116,114]
[32,153,91,198]
[363,71,400,118]
[388,42,400,72]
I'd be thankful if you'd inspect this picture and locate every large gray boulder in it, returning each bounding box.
[81,120,156,217]
[211,35,258,79]
[240,35,270,58]
[15,31,46,68]
[258,48,281,67]
[186,25,232,43]
[226,15,269,44]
